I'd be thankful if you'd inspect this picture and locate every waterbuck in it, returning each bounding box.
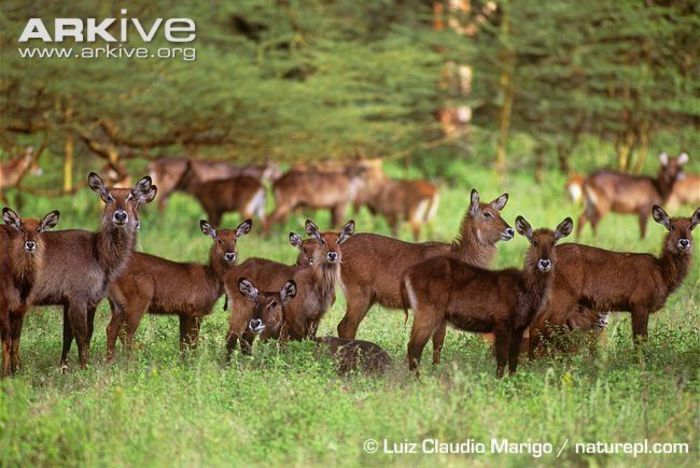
[337,189,513,341]
[106,219,252,358]
[577,152,687,238]
[530,205,699,354]
[0,208,60,376]
[30,173,157,368]
[403,216,573,377]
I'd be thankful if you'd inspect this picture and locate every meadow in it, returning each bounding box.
[0,160,698,467]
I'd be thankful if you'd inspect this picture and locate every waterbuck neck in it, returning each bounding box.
[96,222,137,284]
[653,168,678,202]
[451,212,496,268]
[312,263,339,303]
[9,239,42,290]
[205,246,234,295]
[657,239,692,296]
[523,265,553,318]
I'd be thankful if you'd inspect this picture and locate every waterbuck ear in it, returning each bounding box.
[652,205,671,230]
[200,220,216,238]
[40,210,60,232]
[678,152,689,165]
[690,207,700,230]
[136,186,157,204]
[236,219,253,238]
[289,232,303,248]
[305,219,322,241]
[554,217,573,241]
[338,220,355,244]
[658,152,669,166]
[132,175,157,204]
[515,215,533,241]
[238,278,258,299]
[2,207,21,230]
[489,193,509,212]
[280,280,297,303]
[88,172,111,203]
[469,189,480,216]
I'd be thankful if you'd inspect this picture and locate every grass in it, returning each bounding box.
[1,161,698,467]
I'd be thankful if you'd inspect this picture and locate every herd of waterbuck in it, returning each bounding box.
[0,151,698,378]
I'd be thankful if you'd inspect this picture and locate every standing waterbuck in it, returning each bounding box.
[106,219,252,358]
[577,152,687,238]
[0,208,60,376]
[403,216,573,377]
[337,189,513,340]
[30,173,157,368]
[529,205,700,354]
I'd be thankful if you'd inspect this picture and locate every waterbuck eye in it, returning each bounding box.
[484,212,493,219]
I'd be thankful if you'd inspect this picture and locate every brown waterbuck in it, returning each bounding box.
[356,178,440,241]
[529,205,700,355]
[240,281,391,374]
[577,152,687,238]
[148,157,279,212]
[403,216,573,377]
[106,219,252,358]
[667,173,700,211]
[228,277,297,357]
[267,167,367,229]
[225,219,354,353]
[0,208,60,376]
[275,219,354,340]
[31,173,157,368]
[223,231,326,355]
[337,189,513,341]
[0,148,42,203]
[186,175,266,227]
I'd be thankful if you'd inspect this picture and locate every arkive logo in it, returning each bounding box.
[18,9,196,43]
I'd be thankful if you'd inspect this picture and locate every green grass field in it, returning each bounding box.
[1,163,698,467]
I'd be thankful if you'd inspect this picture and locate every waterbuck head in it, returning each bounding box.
[468,189,514,244]
[658,152,688,186]
[200,218,252,265]
[516,216,573,273]
[239,278,297,339]
[303,219,355,269]
[88,172,157,231]
[3,207,60,254]
[289,232,323,266]
[652,205,700,255]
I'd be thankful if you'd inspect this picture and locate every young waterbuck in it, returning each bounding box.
[403,216,573,377]
[106,219,252,358]
[240,280,391,374]
[223,232,326,354]
[0,208,60,376]
[227,277,297,357]
[226,219,354,353]
[529,205,700,354]
[337,189,513,340]
[30,173,157,368]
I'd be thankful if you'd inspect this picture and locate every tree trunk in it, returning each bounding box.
[63,101,74,192]
[534,145,545,183]
[495,9,514,181]
[634,119,650,173]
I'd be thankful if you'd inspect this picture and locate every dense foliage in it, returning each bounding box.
[1,1,697,174]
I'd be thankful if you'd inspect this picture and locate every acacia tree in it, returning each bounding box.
[469,0,700,176]
[1,0,459,187]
